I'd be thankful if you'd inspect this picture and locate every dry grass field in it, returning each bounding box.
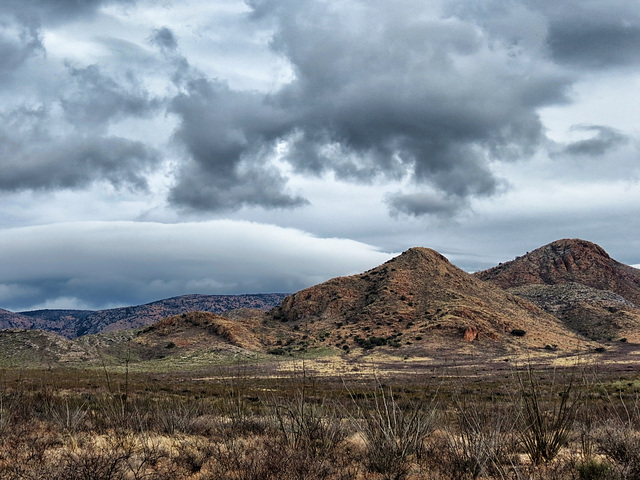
[0,343,639,480]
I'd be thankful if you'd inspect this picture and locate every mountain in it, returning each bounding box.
[475,239,640,304]
[77,311,266,366]
[74,293,288,337]
[475,239,640,342]
[0,309,35,330]
[0,329,92,366]
[269,247,587,355]
[18,310,93,339]
[16,293,288,338]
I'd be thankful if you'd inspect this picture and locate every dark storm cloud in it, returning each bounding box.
[150,27,178,52]
[0,128,159,192]
[563,126,629,157]
[454,0,640,70]
[169,77,307,210]
[166,0,571,214]
[61,64,160,129]
[548,23,640,69]
[533,1,640,69]
[386,192,466,218]
[0,0,132,25]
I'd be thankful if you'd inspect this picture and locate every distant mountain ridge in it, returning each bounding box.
[8,294,288,338]
[0,309,36,330]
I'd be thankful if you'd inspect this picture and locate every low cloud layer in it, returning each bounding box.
[0,221,393,311]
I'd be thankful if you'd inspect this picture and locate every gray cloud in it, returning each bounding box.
[164,0,569,214]
[448,0,640,70]
[0,16,43,85]
[0,0,130,83]
[563,125,629,157]
[0,0,133,25]
[169,77,307,210]
[386,192,467,218]
[1,0,637,219]
[150,27,178,52]
[536,1,640,69]
[0,131,159,192]
[0,221,393,311]
[549,23,640,69]
[61,63,160,130]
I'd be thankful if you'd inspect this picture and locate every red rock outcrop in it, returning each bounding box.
[475,239,640,306]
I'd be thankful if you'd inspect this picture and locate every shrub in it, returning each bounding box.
[516,366,582,465]
[593,396,640,480]
[271,389,347,456]
[443,396,515,479]
[511,329,527,337]
[576,459,613,480]
[351,384,437,480]
[267,347,287,355]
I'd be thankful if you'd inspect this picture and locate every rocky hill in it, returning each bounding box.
[0,329,93,366]
[76,311,266,366]
[269,247,588,355]
[16,293,288,338]
[475,239,640,342]
[0,309,35,330]
[510,283,640,342]
[475,239,640,304]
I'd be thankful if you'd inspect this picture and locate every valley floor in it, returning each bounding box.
[1,345,640,479]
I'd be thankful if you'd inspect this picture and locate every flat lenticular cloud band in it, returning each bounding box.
[0,221,394,311]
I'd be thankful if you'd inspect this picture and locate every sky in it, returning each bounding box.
[1,0,640,311]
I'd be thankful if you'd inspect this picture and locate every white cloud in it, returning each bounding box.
[0,220,395,310]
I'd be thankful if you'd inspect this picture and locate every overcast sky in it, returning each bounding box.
[1,0,640,311]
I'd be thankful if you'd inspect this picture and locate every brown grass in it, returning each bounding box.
[0,358,637,479]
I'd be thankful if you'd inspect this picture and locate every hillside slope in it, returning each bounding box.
[0,329,92,366]
[269,247,588,355]
[76,311,267,367]
[475,239,640,342]
[0,309,35,330]
[475,239,640,305]
[14,293,287,338]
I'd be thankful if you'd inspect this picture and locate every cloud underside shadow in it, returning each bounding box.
[1,0,640,216]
